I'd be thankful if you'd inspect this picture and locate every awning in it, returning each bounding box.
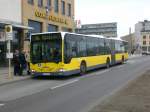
[12,24,33,30]
[0,21,33,30]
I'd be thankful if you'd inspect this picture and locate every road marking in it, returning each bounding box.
[51,79,79,90]
[0,104,5,107]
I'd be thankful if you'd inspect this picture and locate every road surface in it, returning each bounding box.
[0,56,150,112]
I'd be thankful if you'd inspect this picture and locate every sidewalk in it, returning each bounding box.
[0,67,31,86]
[90,69,150,112]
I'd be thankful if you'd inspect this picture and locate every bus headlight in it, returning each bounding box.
[31,70,36,72]
[58,68,66,72]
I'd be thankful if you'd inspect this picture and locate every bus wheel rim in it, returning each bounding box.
[80,64,86,74]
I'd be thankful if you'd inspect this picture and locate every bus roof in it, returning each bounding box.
[31,32,106,39]
[31,32,62,36]
[31,32,128,42]
[108,37,128,42]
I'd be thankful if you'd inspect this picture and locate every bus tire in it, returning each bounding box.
[106,58,110,68]
[80,61,87,75]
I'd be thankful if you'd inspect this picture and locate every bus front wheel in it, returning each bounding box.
[80,62,87,75]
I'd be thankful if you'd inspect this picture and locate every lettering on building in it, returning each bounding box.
[35,10,68,25]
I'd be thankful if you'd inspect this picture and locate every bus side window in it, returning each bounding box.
[64,36,74,63]
[72,46,77,57]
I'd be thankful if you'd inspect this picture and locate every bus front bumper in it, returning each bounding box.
[31,69,80,77]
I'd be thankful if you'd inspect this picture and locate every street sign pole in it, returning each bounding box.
[8,39,11,79]
[5,25,13,79]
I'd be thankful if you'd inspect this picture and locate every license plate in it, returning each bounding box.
[43,73,50,76]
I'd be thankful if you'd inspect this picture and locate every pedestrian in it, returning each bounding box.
[13,50,20,76]
[25,50,30,75]
[19,50,27,76]
[131,49,134,55]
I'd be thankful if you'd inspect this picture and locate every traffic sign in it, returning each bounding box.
[6,53,13,59]
[5,25,12,33]
[5,25,13,40]
[6,32,13,40]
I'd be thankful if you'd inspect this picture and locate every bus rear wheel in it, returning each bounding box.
[121,56,124,64]
[80,62,87,75]
[106,58,110,68]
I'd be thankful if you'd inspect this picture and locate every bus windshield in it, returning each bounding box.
[31,33,62,64]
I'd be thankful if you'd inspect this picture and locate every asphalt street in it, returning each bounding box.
[0,56,150,112]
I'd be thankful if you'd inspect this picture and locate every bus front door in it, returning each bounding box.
[111,50,116,65]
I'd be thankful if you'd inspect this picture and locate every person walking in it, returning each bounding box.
[13,50,20,76]
[25,50,30,75]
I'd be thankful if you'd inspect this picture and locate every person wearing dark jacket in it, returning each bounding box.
[25,50,30,75]
[19,51,27,76]
[13,50,20,76]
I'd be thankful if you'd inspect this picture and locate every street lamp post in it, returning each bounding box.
[129,27,132,54]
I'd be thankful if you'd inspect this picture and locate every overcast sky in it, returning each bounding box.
[75,0,150,37]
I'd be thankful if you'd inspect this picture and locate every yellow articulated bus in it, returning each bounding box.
[30,32,128,77]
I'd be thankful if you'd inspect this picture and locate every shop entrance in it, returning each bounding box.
[0,43,7,66]
[0,29,23,66]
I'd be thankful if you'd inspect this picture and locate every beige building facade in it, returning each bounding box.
[22,0,74,33]
[22,0,75,51]
[141,32,150,54]
[135,20,150,54]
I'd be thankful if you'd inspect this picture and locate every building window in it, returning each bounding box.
[28,20,42,33]
[143,35,146,39]
[48,24,58,32]
[67,3,71,17]
[142,46,147,51]
[54,0,59,13]
[28,0,34,5]
[47,0,51,9]
[38,0,43,7]
[61,1,65,15]
[143,41,146,45]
